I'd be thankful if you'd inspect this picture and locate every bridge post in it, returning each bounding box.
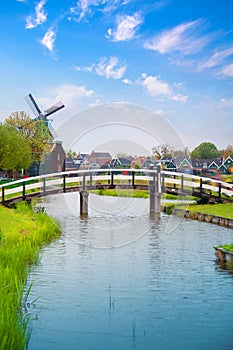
[181,175,184,191]
[90,173,93,189]
[149,166,161,219]
[22,182,26,201]
[132,171,135,189]
[200,178,203,195]
[42,178,46,194]
[218,183,222,200]
[110,171,114,188]
[2,186,5,205]
[80,190,89,216]
[63,175,66,193]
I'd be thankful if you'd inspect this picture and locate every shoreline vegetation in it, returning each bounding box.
[0,202,61,350]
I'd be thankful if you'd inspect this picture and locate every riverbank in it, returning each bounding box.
[0,202,61,350]
[163,203,233,229]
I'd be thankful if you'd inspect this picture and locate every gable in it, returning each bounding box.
[223,157,233,167]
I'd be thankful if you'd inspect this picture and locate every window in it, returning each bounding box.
[57,153,60,161]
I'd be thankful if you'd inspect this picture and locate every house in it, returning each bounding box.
[173,156,193,174]
[142,157,157,169]
[110,157,133,168]
[40,141,66,175]
[88,151,112,167]
[221,156,233,172]
[160,156,176,171]
[131,156,147,168]
[65,157,79,171]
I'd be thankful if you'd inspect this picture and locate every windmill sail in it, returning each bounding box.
[44,101,65,117]
[24,92,65,140]
[24,93,42,117]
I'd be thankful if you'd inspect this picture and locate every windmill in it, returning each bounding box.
[24,93,65,139]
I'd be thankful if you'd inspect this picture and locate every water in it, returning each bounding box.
[26,193,233,350]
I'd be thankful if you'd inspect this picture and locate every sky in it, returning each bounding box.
[0,0,233,154]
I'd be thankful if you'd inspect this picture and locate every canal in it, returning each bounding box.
[26,193,233,349]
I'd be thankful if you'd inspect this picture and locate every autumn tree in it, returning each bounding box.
[0,124,31,175]
[152,144,174,159]
[220,145,233,159]
[5,111,52,163]
[191,142,219,159]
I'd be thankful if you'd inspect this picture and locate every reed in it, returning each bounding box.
[0,202,61,350]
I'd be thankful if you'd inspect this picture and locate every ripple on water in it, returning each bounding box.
[27,193,233,350]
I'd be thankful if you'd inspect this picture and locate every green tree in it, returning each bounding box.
[5,111,51,163]
[0,124,31,174]
[66,149,77,158]
[191,142,219,159]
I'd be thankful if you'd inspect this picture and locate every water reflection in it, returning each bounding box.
[27,193,233,350]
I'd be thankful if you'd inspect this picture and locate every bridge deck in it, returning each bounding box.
[1,169,233,206]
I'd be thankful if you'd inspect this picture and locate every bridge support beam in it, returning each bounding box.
[149,166,161,220]
[80,190,89,216]
[149,190,161,220]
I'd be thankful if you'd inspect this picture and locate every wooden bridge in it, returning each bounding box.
[0,168,232,217]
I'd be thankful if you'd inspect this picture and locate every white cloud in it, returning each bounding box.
[172,94,188,102]
[122,78,132,84]
[198,47,233,70]
[141,74,172,96]
[220,63,233,77]
[140,73,188,102]
[144,20,208,55]
[69,0,131,22]
[219,97,233,107]
[38,84,94,111]
[107,13,143,41]
[74,56,127,80]
[41,28,56,52]
[25,0,47,29]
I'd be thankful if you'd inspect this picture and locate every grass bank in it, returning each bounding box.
[90,189,196,201]
[0,202,61,350]
[176,203,233,220]
[218,243,233,252]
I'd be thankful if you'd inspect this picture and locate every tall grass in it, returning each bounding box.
[0,202,61,350]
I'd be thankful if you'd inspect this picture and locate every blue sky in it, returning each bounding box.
[0,0,233,152]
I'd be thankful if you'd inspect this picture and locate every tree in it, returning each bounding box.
[116,152,133,158]
[221,145,233,159]
[5,111,52,163]
[191,142,219,159]
[0,124,31,174]
[173,147,190,157]
[66,149,77,158]
[152,144,174,159]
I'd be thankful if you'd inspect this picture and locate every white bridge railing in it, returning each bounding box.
[0,168,233,204]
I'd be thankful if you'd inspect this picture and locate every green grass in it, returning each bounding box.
[222,175,233,183]
[177,203,233,219]
[218,243,233,252]
[0,202,61,350]
[90,189,149,198]
[90,189,197,201]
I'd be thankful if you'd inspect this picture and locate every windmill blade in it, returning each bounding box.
[44,101,65,117]
[24,93,42,117]
[48,122,58,139]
